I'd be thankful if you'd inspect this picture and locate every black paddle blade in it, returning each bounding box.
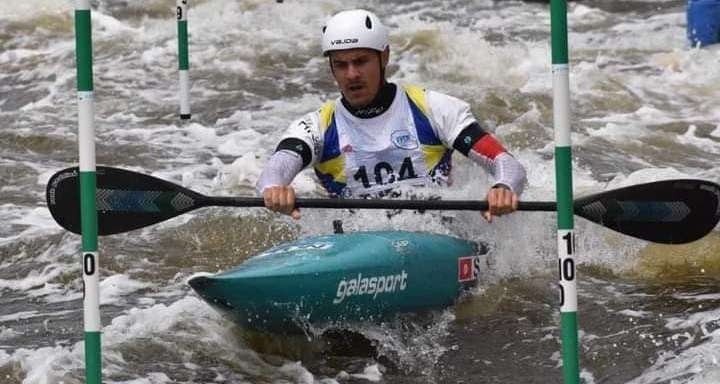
[574,179,720,244]
[46,166,206,235]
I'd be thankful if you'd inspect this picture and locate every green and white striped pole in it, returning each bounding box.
[74,1,102,383]
[550,0,579,383]
[177,0,191,119]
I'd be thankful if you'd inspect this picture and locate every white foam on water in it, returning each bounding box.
[575,11,686,51]
[627,308,720,384]
[710,125,720,138]
[0,295,331,383]
[0,0,72,21]
[99,274,152,305]
[606,167,701,189]
[582,105,683,126]
[27,283,81,304]
[0,205,61,246]
[109,372,173,384]
[0,48,47,64]
[216,129,263,157]
[0,264,63,292]
[101,296,334,383]
[350,364,383,382]
[585,122,651,142]
[333,310,457,377]
[0,326,21,340]
[92,11,141,38]
[2,0,719,382]
[569,3,608,22]
[677,125,720,154]
[221,153,265,192]
[386,12,550,95]
[673,293,720,302]
[188,0,325,57]
[0,310,39,323]
[0,344,85,384]
[278,361,331,384]
[618,309,651,318]
[664,308,720,330]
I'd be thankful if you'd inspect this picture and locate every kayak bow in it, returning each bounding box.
[188,230,487,332]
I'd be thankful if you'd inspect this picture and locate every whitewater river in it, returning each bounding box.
[1,0,719,383]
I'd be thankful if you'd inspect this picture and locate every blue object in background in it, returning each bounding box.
[687,0,720,47]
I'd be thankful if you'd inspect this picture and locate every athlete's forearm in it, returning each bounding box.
[488,152,526,195]
[255,150,305,195]
[452,123,526,195]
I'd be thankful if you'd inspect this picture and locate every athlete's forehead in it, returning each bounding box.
[329,48,377,63]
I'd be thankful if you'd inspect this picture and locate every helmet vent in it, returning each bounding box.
[322,26,327,34]
[365,16,372,29]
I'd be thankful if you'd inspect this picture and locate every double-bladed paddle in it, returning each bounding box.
[46,166,720,244]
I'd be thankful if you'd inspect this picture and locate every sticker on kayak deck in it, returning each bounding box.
[333,271,409,304]
[458,256,480,282]
[392,239,409,252]
[256,242,332,258]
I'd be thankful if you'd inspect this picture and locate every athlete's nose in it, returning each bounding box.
[346,63,361,79]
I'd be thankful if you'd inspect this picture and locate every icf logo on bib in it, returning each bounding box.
[390,130,418,150]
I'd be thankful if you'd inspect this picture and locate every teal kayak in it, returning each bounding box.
[188,231,487,332]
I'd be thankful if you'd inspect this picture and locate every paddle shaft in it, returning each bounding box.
[206,196,554,212]
[47,166,720,242]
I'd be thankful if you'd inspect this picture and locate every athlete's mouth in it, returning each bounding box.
[348,84,365,92]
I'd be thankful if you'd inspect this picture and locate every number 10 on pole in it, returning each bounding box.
[558,231,576,310]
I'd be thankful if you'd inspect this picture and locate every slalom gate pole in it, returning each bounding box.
[74,1,102,382]
[177,0,191,119]
[550,0,580,383]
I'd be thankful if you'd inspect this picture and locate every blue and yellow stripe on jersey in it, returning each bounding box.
[313,85,453,197]
[314,101,347,196]
[403,85,453,179]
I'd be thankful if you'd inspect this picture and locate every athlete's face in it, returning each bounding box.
[329,48,389,109]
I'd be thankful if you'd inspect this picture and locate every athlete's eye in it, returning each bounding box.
[353,57,370,66]
[332,60,348,70]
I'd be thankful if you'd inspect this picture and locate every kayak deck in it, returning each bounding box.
[188,231,488,332]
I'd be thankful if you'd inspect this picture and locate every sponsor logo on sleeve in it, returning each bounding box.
[297,120,310,136]
[297,119,321,157]
[311,135,321,158]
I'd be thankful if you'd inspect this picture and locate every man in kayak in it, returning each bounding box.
[257,9,526,222]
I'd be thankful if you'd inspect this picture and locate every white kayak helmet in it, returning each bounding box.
[321,9,389,56]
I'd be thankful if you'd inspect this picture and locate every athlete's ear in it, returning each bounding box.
[328,55,335,75]
[381,47,390,69]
